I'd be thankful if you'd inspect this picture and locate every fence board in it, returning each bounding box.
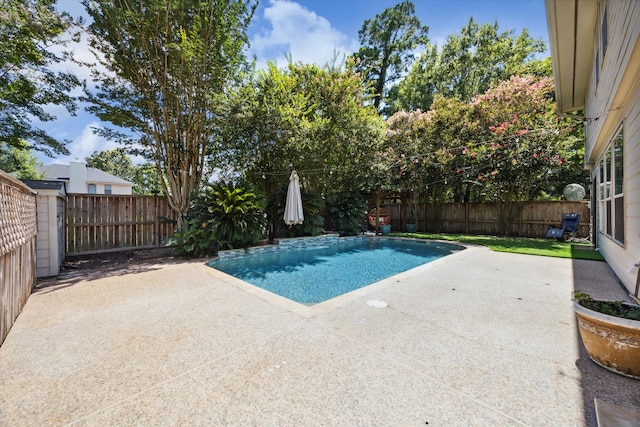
[66,194,177,255]
[0,171,37,345]
[382,200,591,238]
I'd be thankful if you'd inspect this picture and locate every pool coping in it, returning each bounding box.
[200,237,474,318]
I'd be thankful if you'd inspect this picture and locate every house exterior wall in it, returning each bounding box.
[88,183,132,195]
[585,0,640,293]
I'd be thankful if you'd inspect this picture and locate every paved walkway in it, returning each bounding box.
[1,244,638,426]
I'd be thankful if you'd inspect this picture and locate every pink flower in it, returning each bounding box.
[533,153,538,158]
[470,152,476,158]
[491,170,497,176]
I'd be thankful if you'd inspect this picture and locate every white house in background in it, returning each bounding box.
[546,0,640,295]
[41,161,133,195]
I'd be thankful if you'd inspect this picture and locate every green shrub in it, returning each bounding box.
[329,192,367,236]
[173,182,267,256]
[282,191,325,237]
[266,187,325,238]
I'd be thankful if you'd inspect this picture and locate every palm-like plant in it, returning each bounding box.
[174,182,266,256]
[207,183,267,249]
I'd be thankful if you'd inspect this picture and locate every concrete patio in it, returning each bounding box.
[1,244,638,426]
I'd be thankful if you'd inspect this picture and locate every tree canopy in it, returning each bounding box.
[223,61,386,199]
[385,18,547,114]
[349,1,429,112]
[0,143,45,179]
[82,0,256,226]
[0,0,81,156]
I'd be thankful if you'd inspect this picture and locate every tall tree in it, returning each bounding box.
[0,0,81,156]
[221,61,385,233]
[387,18,547,114]
[223,62,385,195]
[85,149,134,180]
[0,142,45,179]
[83,0,256,227]
[349,1,429,112]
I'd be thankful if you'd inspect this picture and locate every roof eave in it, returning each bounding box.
[545,0,598,113]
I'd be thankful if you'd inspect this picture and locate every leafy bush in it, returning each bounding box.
[329,192,367,236]
[266,187,325,238]
[282,191,325,237]
[173,182,267,256]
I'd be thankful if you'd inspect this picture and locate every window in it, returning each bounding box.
[88,184,97,194]
[596,6,608,88]
[599,125,624,244]
[613,131,624,242]
[104,184,112,195]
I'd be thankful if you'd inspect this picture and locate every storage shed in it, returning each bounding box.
[22,180,66,278]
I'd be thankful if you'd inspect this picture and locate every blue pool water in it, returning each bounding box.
[207,237,463,305]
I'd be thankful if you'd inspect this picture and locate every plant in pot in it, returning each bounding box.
[405,190,419,233]
[572,291,640,379]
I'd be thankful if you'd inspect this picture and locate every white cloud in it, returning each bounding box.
[48,27,105,90]
[43,122,119,165]
[249,0,358,68]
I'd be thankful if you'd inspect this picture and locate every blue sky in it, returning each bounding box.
[42,0,549,165]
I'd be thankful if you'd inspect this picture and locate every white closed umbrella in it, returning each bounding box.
[283,170,304,225]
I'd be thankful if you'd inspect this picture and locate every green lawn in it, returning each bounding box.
[391,232,605,261]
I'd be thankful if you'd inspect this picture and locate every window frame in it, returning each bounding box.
[598,124,624,246]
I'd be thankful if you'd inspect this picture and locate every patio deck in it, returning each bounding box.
[1,244,638,426]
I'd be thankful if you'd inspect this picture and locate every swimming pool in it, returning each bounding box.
[207,237,463,305]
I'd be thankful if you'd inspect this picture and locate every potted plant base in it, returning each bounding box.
[574,294,640,379]
[405,223,417,233]
[379,224,391,235]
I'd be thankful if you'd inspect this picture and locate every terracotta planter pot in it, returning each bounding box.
[574,300,640,379]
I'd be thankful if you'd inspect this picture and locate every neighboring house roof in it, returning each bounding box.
[41,164,132,185]
[545,0,597,113]
[21,180,67,192]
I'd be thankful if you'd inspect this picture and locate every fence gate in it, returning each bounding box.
[65,194,177,255]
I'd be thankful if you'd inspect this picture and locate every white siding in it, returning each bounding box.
[586,0,640,293]
[585,0,640,165]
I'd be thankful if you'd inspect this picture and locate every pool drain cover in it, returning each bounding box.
[366,300,387,308]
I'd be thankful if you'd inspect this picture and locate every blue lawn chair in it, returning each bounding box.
[546,213,580,241]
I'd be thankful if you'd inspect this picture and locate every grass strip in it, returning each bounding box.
[391,232,605,261]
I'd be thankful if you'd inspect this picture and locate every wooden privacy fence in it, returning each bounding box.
[66,194,178,255]
[383,200,591,238]
[0,171,37,345]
